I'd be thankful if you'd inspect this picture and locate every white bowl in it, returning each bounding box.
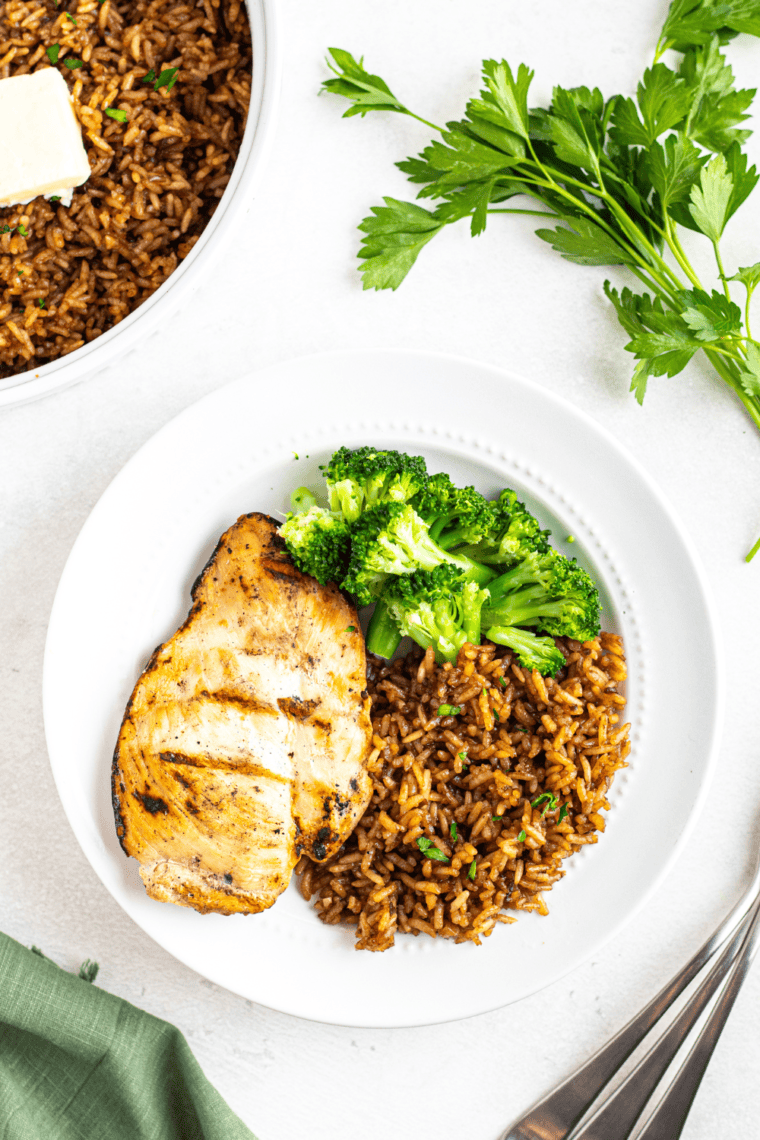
[0,0,279,409]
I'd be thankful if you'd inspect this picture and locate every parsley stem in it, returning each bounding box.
[704,347,760,432]
[745,289,755,343]
[506,167,647,268]
[746,533,760,563]
[712,240,731,302]
[486,208,559,218]
[663,218,702,290]
[602,193,686,293]
[404,111,445,133]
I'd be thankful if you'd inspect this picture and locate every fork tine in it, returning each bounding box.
[634,895,760,1140]
[567,901,757,1140]
[499,859,760,1140]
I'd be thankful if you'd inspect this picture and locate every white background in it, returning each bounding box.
[2,1,760,1137]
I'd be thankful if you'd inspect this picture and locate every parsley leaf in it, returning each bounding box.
[450,822,458,840]
[64,58,83,69]
[437,704,462,716]
[728,262,760,292]
[535,217,634,267]
[416,837,450,863]
[142,69,156,84]
[739,341,760,398]
[105,107,127,123]
[419,130,522,192]
[558,803,569,823]
[154,67,179,92]
[532,791,560,817]
[323,48,413,119]
[358,198,444,291]
[17,223,29,236]
[467,859,477,881]
[689,152,734,240]
[476,58,533,142]
[644,134,705,210]
[46,44,61,64]
[681,288,742,340]
[517,830,527,842]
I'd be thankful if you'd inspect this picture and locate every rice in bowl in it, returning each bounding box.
[0,0,251,379]
[297,634,629,951]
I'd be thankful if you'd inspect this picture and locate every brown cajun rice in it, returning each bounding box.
[0,0,251,378]
[296,635,629,951]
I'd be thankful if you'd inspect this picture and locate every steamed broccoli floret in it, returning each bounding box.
[486,626,566,677]
[279,505,350,585]
[381,565,490,662]
[412,474,494,550]
[456,489,551,566]
[322,446,428,523]
[341,502,469,606]
[483,549,601,642]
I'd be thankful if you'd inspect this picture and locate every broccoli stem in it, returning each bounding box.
[437,526,466,550]
[462,599,481,648]
[456,554,497,587]
[365,595,402,658]
[291,486,318,513]
[428,517,450,542]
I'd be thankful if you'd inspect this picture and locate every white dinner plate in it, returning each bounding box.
[43,349,723,1027]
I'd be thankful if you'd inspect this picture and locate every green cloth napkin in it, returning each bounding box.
[0,933,257,1140]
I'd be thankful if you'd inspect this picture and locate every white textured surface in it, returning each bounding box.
[1,0,760,1136]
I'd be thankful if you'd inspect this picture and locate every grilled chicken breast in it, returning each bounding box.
[112,513,373,915]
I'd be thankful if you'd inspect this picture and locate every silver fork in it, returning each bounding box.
[499,848,760,1140]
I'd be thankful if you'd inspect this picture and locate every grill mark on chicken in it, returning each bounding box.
[112,512,373,916]
[158,750,291,784]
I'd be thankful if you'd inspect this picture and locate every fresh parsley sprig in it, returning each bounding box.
[322,4,760,561]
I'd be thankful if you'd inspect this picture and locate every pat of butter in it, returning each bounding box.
[0,68,91,208]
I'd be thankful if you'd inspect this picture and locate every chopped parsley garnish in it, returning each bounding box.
[518,830,526,842]
[499,677,506,688]
[491,815,503,822]
[17,224,28,236]
[105,107,127,122]
[293,452,299,459]
[46,44,60,64]
[345,625,356,632]
[37,298,45,308]
[457,750,467,760]
[493,709,499,722]
[532,791,559,817]
[437,704,461,716]
[50,196,61,203]
[142,68,156,84]
[416,836,449,863]
[450,822,457,840]
[65,11,77,23]
[558,803,569,823]
[64,58,83,69]
[154,67,179,92]
[1,224,12,234]
[467,859,476,881]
